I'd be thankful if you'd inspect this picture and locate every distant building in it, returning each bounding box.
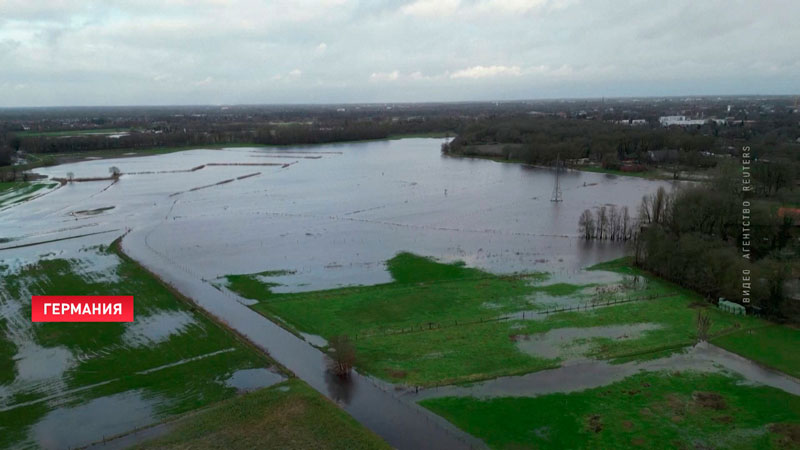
[658,115,708,127]
[718,298,745,315]
[614,119,647,126]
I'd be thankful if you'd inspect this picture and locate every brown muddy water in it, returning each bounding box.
[1,138,690,448]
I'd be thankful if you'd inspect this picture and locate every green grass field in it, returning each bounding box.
[421,371,800,450]
[135,378,389,450]
[595,258,800,379]
[713,324,800,379]
[227,253,764,387]
[0,243,275,448]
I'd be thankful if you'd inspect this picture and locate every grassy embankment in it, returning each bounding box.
[225,253,760,387]
[421,371,800,450]
[135,378,389,450]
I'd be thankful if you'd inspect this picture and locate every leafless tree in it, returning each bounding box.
[578,209,595,240]
[327,335,356,378]
[696,310,712,342]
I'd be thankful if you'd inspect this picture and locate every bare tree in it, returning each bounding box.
[621,206,631,240]
[696,310,712,342]
[595,206,608,240]
[109,166,121,178]
[608,205,620,241]
[66,172,74,182]
[327,335,356,378]
[578,209,595,240]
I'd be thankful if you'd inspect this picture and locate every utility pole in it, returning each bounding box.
[551,153,563,202]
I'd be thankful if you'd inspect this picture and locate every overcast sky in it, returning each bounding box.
[0,0,798,106]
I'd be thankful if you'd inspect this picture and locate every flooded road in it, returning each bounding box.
[0,138,681,448]
[122,230,481,449]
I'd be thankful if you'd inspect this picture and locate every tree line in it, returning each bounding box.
[581,161,799,319]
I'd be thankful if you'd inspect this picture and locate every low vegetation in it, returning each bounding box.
[135,379,389,450]
[421,371,800,450]
[228,253,766,387]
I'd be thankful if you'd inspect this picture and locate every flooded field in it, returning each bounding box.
[2,139,677,288]
[0,138,691,448]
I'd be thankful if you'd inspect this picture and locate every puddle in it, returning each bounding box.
[514,323,662,360]
[31,390,157,450]
[14,343,74,382]
[224,368,286,393]
[123,310,197,346]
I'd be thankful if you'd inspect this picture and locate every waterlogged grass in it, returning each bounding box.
[237,253,549,338]
[0,181,57,208]
[421,371,800,450]
[229,253,770,387]
[135,379,389,450]
[593,258,800,376]
[223,270,295,301]
[0,319,15,385]
[0,243,276,448]
[713,325,800,379]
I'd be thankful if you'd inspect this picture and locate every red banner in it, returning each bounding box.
[31,296,134,322]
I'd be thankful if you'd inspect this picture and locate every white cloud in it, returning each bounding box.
[450,65,522,79]
[401,0,460,17]
[315,42,327,54]
[192,76,213,86]
[369,70,400,82]
[289,68,302,77]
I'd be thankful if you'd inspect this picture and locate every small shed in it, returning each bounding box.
[718,298,746,315]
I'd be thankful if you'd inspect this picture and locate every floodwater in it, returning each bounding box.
[514,323,663,359]
[32,390,157,450]
[225,368,285,392]
[0,138,683,448]
[408,343,800,401]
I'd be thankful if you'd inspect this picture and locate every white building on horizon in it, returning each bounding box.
[659,115,709,126]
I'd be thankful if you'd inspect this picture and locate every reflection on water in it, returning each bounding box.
[324,370,356,405]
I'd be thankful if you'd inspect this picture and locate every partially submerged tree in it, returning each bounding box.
[109,166,121,178]
[327,335,356,378]
[578,209,595,240]
[66,172,75,182]
[696,310,712,343]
